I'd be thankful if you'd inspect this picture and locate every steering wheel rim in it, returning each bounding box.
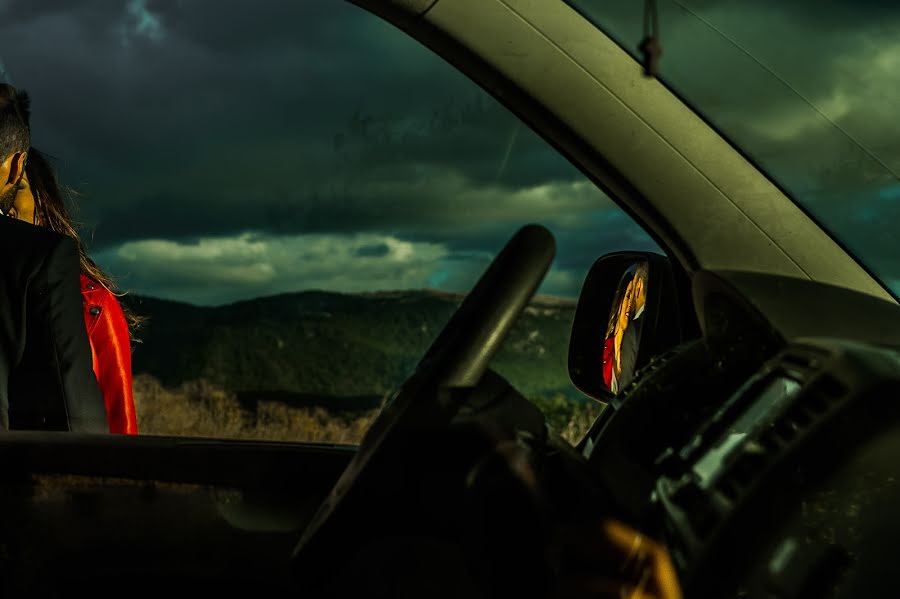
[291,224,556,579]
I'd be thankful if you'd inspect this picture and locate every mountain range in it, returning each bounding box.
[123,289,582,412]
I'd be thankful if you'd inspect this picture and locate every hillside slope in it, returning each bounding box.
[124,289,580,404]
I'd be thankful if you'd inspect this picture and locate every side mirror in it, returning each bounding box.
[568,252,680,401]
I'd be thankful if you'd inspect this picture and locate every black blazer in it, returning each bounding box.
[0,217,107,432]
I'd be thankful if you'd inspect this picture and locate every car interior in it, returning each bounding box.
[2,221,900,598]
[1,1,898,598]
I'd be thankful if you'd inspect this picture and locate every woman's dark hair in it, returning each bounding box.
[605,267,636,337]
[26,148,143,333]
[0,85,31,213]
[0,84,30,159]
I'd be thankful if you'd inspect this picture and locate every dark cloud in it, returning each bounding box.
[680,0,900,30]
[354,242,391,257]
[2,0,583,252]
[0,0,895,303]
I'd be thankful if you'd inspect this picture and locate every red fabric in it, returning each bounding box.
[602,335,615,388]
[81,274,138,435]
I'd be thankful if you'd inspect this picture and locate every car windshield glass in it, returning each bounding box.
[0,1,668,443]
[566,0,900,296]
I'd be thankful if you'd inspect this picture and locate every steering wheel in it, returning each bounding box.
[291,224,556,582]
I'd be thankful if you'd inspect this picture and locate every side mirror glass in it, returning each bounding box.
[569,252,680,401]
[601,261,649,393]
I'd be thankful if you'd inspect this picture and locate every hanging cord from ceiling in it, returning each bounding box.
[639,0,663,77]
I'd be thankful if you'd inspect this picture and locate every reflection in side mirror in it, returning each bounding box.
[601,261,649,393]
[568,252,680,401]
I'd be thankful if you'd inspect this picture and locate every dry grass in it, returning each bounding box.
[133,374,598,446]
[560,400,604,445]
[132,374,376,444]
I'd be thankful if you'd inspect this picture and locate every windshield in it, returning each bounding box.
[1,1,673,443]
[567,0,900,296]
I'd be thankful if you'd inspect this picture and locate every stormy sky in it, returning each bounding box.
[0,0,897,305]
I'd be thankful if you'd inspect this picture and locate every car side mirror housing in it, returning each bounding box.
[568,252,680,401]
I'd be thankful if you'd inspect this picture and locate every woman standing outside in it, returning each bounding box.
[10,148,139,434]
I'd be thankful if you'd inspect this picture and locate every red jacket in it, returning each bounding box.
[603,335,615,390]
[81,274,138,435]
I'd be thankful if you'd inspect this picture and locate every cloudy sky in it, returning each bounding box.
[0,0,896,304]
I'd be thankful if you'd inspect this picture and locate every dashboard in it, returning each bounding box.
[581,269,900,598]
[657,337,900,598]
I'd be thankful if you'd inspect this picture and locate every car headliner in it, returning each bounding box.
[353,0,894,304]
